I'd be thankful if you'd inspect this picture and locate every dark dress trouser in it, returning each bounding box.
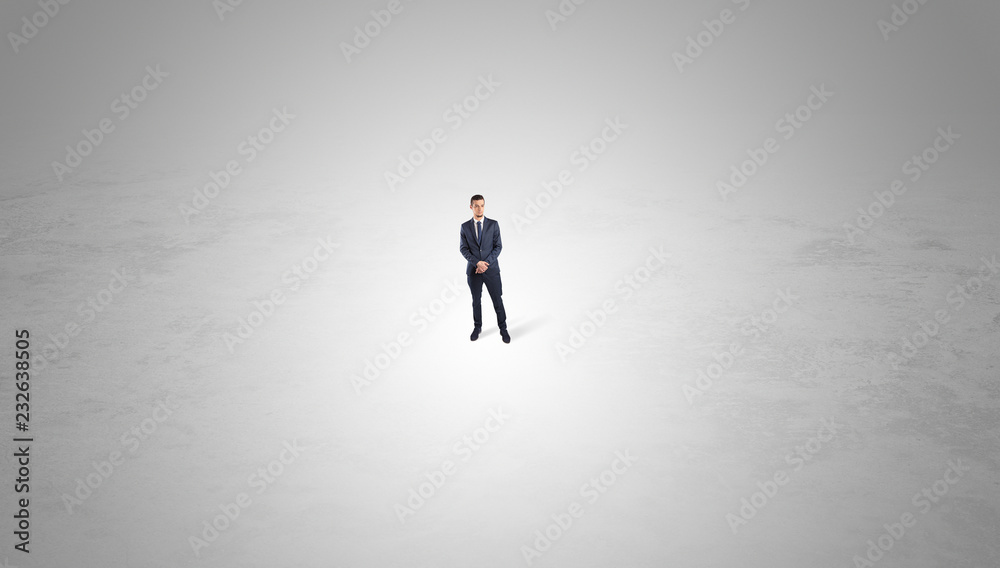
[467,266,507,331]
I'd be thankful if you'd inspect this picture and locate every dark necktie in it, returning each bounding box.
[477,221,482,245]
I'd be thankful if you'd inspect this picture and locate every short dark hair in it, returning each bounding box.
[470,194,485,205]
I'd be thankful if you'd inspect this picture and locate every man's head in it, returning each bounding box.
[470,194,485,220]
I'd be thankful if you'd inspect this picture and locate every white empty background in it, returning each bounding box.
[1,1,998,567]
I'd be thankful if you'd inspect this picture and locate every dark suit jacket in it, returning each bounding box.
[460,217,502,274]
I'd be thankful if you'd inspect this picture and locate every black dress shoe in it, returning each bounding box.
[501,330,510,344]
[470,328,481,341]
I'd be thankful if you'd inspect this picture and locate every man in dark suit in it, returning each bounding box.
[460,194,509,343]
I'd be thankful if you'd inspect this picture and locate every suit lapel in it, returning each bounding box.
[466,218,490,248]
[465,220,475,245]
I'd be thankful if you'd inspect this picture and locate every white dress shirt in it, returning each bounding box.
[472,216,485,245]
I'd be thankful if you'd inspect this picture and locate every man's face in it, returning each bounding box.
[470,199,485,219]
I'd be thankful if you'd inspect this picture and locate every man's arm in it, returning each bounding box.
[485,221,502,266]
[459,225,477,264]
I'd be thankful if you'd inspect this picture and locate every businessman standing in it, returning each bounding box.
[460,194,509,343]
